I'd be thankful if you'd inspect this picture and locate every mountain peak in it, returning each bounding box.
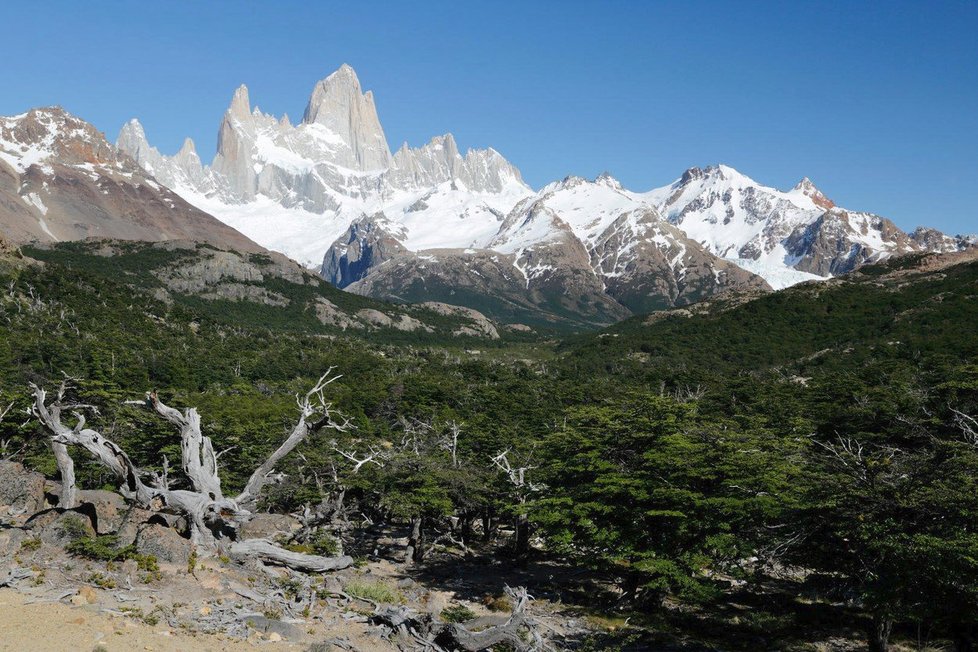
[426,133,459,155]
[117,118,148,148]
[228,84,251,119]
[792,176,835,209]
[677,164,753,188]
[330,63,360,83]
[300,65,390,170]
[594,171,622,189]
[303,65,365,125]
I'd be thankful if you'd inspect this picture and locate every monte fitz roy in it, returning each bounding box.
[2,64,972,327]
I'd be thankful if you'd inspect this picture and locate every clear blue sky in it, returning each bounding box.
[2,1,976,234]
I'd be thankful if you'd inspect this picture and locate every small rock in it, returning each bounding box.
[78,585,98,604]
[199,605,212,616]
[266,632,282,642]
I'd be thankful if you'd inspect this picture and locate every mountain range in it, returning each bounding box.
[1,65,973,328]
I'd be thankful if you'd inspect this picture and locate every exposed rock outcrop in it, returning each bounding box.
[0,108,261,251]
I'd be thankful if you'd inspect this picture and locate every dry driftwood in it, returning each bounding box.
[371,585,544,652]
[229,539,353,572]
[28,370,353,573]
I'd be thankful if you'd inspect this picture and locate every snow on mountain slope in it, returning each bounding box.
[0,107,259,251]
[118,65,531,268]
[642,164,972,288]
[114,65,972,325]
[490,174,770,312]
[643,165,825,284]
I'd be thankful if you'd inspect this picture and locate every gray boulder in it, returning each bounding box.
[28,509,96,546]
[76,489,128,534]
[243,615,303,641]
[0,461,46,516]
[135,523,191,564]
[238,513,300,540]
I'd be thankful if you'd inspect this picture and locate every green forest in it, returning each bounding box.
[2,242,977,651]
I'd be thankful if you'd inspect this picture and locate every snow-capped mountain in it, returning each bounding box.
[487,174,769,313]
[0,107,258,251]
[117,65,529,269]
[643,164,968,287]
[113,65,972,327]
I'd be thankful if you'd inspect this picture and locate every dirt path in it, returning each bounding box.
[0,588,290,652]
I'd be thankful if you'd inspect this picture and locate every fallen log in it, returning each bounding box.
[229,539,353,572]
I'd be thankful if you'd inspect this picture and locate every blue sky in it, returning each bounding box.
[2,1,976,234]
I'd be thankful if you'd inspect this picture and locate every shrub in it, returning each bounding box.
[19,537,41,552]
[482,594,513,613]
[343,580,402,604]
[440,604,477,623]
[275,530,341,557]
[87,572,116,589]
[67,535,159,580]
[67,535,133,561]
[58,514,91,541]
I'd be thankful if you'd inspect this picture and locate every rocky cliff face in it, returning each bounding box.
[321,214,408,287]
[0,108,260,251]
[118,66,528,215]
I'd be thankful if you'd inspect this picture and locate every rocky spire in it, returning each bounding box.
[116,118,164,172]
[228,84,251,121]
[301,64,391,170]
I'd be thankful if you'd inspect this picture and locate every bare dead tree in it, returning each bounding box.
[440,420,462,469]
[0,400,16,459]
[297,439,387,537]
[952,408,978,447]
[330,440,386,474]
[672,383,707,403]
[491,449,543,558]
[28,370,355,572]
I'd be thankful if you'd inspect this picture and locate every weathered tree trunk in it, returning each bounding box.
[229,539,353,572]
[514,510,530,559]
[406,516,424,564]
[28,371,353,573]
[50,440,76,509]
[371,586,543,651]
[482,507,498,542]
[868,615,893,652]
[460,512,473,547]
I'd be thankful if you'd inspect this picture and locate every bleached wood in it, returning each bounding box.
[30,372,351,554]
[235,369,352,508]
[229,538,353,572]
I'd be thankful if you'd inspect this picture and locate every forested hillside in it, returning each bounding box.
[2,242,977,651]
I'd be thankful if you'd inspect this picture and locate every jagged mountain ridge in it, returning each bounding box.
[0,108,261,252]
[643,164,971,286]
[117,65,530,269]
[103,64,971,325]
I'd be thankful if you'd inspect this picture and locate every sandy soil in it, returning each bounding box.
[0,588,297,652]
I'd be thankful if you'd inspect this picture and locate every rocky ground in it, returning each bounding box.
[0,460,593,651]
